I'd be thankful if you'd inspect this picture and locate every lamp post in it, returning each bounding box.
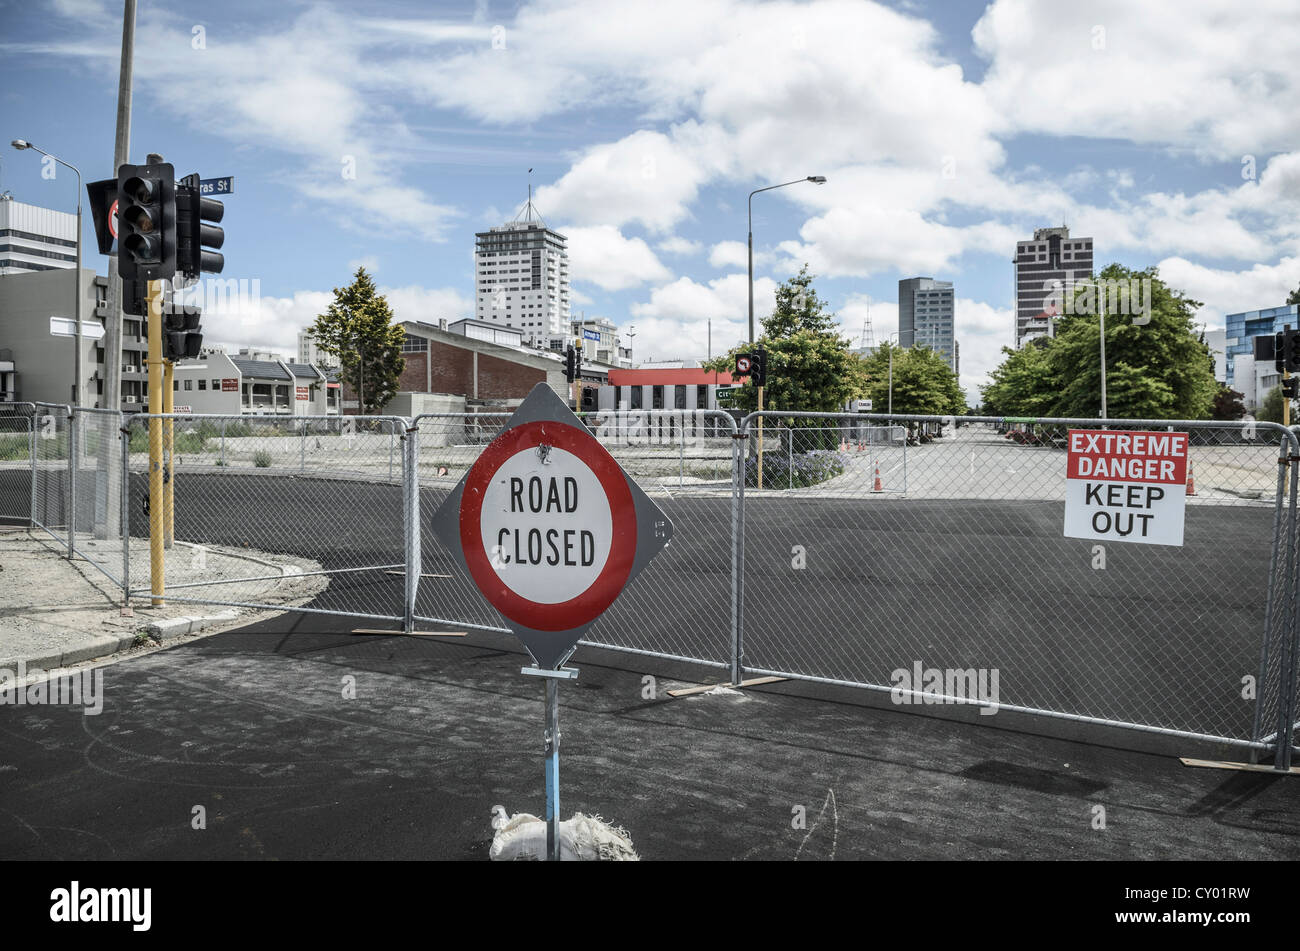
[747,176,826,343]
[11,140,83,407]
[1099,311,1108,420]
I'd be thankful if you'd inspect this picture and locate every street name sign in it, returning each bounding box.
[430,383,674,669]
[200,177,233,196]
[1063,429,1188,547]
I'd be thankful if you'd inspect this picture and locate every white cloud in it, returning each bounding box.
[1156,256,1300,328]
[657,236,704,256]
[564,225,672,290]
[973,0,1300,158]
[206,283,472,357]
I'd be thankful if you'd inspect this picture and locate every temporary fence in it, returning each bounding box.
[16,404,1300,766]
[0,402,35,524]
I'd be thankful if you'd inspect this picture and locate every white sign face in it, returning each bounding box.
[479,446,614,605]
[1063,429,1188,547]
[855,399,873,412]
[49,317,106,340]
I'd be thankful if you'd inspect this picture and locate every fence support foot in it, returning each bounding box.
[1179,757,1300,774]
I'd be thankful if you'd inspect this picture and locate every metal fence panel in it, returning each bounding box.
[736,412,1295,750]
[123,413,407,621]
[0,403,34,524]
[31,402,70,548]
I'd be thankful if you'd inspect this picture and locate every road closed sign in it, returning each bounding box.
[1064,429,1189,547]
[430,383,674,668]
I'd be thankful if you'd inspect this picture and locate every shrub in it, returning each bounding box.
[253,450,272,468]
[745,449,847,489]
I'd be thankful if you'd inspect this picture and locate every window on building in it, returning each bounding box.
[212,380,220,390]
[652,385,664,409]
[696,385,708,409]
[197,379,207,390]
[183,379,192,391]
[630,386,643,410]
[172,378,178,391]
[674,385,687,410]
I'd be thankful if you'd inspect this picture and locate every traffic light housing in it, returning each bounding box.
[1283,377,1299,399]
[1283,328,1300,374]
[163,305,203,360]
[116,161,176,282]
[751,346,767,388]
[564,344,578,382]
[176,172,225,279]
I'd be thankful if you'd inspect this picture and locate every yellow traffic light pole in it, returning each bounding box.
[163,357,175,548]
[146,280,166,605]
[756,384,765,490]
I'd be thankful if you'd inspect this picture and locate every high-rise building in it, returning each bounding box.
[297,330,340,368]
[474,196,570,347]
[898,277,956,370]
[0,195,77,275]
[1015,226,1093,347]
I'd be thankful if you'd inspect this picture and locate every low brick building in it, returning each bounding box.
[392,319,568,405]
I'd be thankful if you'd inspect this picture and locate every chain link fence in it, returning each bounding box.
[0,402,35,525]
[122,413,408,622]
[11,404,1299,763]
[735,411,1298,755]
[31,402,71,551]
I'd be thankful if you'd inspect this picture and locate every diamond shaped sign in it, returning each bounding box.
[429,383,674,669]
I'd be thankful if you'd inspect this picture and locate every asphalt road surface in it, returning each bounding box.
[2,622,1297,861]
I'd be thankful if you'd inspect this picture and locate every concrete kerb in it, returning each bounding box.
[0,528,323,672]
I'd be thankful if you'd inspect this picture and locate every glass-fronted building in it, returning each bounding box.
[1224,304,1300,389]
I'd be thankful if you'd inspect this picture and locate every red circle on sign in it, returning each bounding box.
[459,420,636,632]
[109,199,119,239]
[737,356,751,373]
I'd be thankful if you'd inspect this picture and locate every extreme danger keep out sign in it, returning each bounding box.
[1063,429,1189,547]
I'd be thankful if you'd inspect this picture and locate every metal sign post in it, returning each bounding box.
[430,383,674,860]
[521,662,578,861]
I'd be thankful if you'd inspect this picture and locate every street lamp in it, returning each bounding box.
[1099,311,1108,420]
[748,175,826,343]
[887,328,917,416]
[12,140,84,408]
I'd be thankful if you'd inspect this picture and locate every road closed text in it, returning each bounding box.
[1064,429,1189,547]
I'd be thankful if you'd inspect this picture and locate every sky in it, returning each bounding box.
[2,0,1298,404]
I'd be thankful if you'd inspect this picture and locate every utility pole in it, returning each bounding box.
[98,0,135,539]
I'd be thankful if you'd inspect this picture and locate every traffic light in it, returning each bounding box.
[564,344,578,382]
[116,161,176,282]
[1283,377,1299,399]
[163,299,203,360]
[751,346,767,388]
[175,173,225,279]
[1284,328,1300,373]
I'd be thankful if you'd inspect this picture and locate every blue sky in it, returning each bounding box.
[3,0,1298,402]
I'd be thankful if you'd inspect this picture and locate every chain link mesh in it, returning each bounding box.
[124,413,407,620]
[0,403,34,524]
[737,412,1294,747]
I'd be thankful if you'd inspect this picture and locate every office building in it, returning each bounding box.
[474,197,570,347]
[898,277,956,371]
[0,196,77,275]
[1015,226,1093,347]
[1223,304,1300,407]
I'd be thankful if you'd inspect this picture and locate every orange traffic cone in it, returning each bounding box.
[1186,461,1196,496]
[840,439,848,451]
[873,464,884,492]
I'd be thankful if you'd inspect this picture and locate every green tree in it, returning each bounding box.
[308,267,406,414]
[981,264,1218,420]
[859,341,965,417]
[704,265,865,416]
[1211,386,1246,421]
[1287,283,1300,306]
[1255,384,1297,424]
